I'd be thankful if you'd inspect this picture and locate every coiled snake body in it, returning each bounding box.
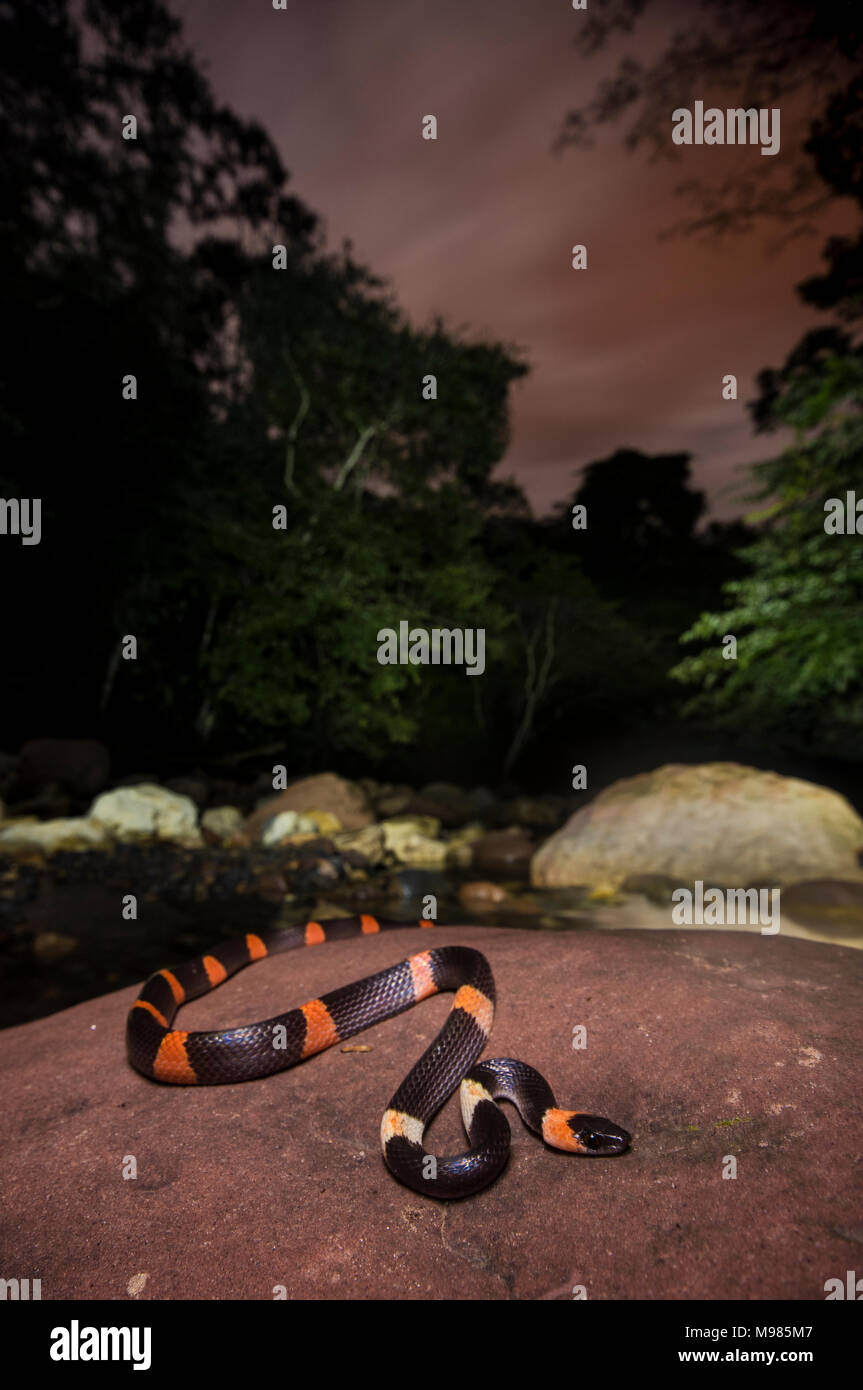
[126,915,631,1198]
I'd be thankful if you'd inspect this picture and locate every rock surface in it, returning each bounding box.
[261,811,320,845]
[457,880,511,910]
[473,830,534,877]
[380,817,447,867]
[200,806,244,840]
[783,878,863,942]
[333,824,386,866]
[88,784,200,843]
[532,762,863,890]
[1,924,859,1300]
[0,816,110,854]
[245,773,374,839]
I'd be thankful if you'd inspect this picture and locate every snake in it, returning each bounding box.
[126,914,631,1198]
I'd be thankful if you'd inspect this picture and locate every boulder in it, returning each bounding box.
[473,829,534,877]
[88,784,200,843]
[621,872,680,906]
[457,880,511,910]
[497,796,564,829]
[532,762,863,890]
[374,786,414,818]
[200,806,244,840]
[783,879,863,944]
[333,825,386,867]
[261,811,319,845]
[0,817,110,854]
[13,738,109,799]
[245,773,374,840]
[380,818,447,867]
[408,782,473,827]
[444,823,486,868]
[301,809,343,836]
[1,924,860,1299]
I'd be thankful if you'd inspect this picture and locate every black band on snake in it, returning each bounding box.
[126,915,631,1199]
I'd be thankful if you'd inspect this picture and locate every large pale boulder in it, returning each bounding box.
[245,773,373,840]
[532,762,863,890]
[88,783,200,843]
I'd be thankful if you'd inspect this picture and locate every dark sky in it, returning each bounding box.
[171,0,856,520]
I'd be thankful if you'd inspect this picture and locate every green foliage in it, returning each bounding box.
[671,345,863,755]
[189,488,510,763]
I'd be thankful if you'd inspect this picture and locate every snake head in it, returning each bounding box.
[542,1108,631,1155]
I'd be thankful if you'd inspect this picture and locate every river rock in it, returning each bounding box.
[532,762,863,890]
[621,872,681,905]
[0,817,110,854]
[333,825,386,867]
[457,880,511,910]
[782,879,863,946]
[13,738,110,800]
[245,773,374,839]
[301,809,343,836]
[497,796,565,829]
[445,823,486,867]
[261,811,319,845]
[373,784,414,818]
[88,784,200,843]
[473,829,535,877]
[408,782,473,827]
[380,818,447,867]
[200,806,244,840]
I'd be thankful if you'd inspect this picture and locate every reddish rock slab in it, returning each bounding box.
[0,924,860,1301]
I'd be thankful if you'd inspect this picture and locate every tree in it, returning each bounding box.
[0,0,531,776]
[0,0,319,746]
[562,448,706,593]
[670,340,863,755]
[667,11,863,757]
[554,0,862,242]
